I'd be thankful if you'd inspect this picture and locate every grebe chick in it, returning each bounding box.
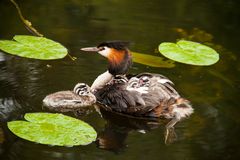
[81,41,193,128]
[43,83,96,110]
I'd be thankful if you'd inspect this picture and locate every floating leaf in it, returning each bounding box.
[0,35,68,60]
[131,52,175,68]
[158,40,219,65]
[7,113,97,146]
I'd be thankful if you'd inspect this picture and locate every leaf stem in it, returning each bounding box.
[9,0,77,61]
[67,54,77,61]
[10,0,43,37]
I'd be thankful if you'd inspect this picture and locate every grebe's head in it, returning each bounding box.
[96,41,130,58]
[73,83,91,96]
[81,41,132,75]
[108,75,128,85]
[127,77,139,89]
[127,76,150,93]
[139,76,150,87]
[81,41,129,57]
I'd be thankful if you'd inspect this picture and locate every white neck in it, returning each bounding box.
[91,70,113,91]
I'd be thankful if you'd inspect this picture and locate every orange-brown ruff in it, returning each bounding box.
[108,48,126,65]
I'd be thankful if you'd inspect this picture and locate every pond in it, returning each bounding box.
[0,0,240,159]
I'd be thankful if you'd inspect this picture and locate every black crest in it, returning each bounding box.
[97,41,130,50]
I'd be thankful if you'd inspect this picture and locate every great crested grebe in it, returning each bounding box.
[43,83,96,110]
[81,41,193,129]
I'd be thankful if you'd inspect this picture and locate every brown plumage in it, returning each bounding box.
[95,74,193,124]
[108,48,125,65]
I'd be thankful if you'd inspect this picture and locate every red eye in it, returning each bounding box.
[98,47,105,51]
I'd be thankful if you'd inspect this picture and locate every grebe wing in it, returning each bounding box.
[95,84,146,113]
[126,72,181,115]
[136,72,174,85]
[95,73,182,116]
[135,72,180,99]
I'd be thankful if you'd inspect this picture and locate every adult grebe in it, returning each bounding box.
[43,83,96,110]
[81,41,193,128]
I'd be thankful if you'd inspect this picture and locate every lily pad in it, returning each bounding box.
[158,40,219,65]
[7,113,97,146]
[131,52,175,68]
[0,35,68,60]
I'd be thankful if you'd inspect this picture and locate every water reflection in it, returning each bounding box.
[0,57,47,121]
[0,61,24,121]
[0,98,23,121]
[96,107,170,152]
[4,140,99,160]
[0,52,5,62]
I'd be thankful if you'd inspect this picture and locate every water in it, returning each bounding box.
[0,0,240,159]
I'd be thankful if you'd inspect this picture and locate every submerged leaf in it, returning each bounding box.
[7,113,97,146]
[0,35,67,60]
[158,40,219,66]
[131,51,175,68]
[208,70,233,87]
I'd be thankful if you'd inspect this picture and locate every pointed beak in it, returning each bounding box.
[80,47,99,52]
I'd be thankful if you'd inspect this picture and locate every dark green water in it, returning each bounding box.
[0,0,240,159]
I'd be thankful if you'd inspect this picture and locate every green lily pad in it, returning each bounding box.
[7,113,97,146]
[131,52,175,68]
[0,35,68,60]
[158,40,219,65]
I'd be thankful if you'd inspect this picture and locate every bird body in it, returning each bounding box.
[95,74,193,120]
[81,41,194,128]
[43,83,96,111]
